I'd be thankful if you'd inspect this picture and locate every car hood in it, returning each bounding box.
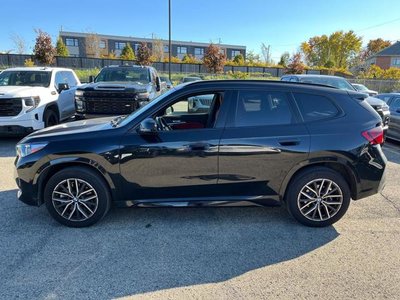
[78,81,148,92]
[365,96,386,106]
[22,116,117,141]
[0,86,46,97]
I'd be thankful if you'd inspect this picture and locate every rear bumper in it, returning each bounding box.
[353,145,387,200]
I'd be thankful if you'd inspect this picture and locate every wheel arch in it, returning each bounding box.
[36,158,116,205]
[44,102,60,120]
[280,160,360,201]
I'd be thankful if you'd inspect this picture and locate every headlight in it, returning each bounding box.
[137,92,150,99]
[16,142,48,158]
[23,96,41,112]
[75,90,84,97]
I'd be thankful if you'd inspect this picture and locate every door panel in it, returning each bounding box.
[119,129,222,200]
[218,125,310,197]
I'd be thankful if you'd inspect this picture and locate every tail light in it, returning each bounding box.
[362,127,384,145]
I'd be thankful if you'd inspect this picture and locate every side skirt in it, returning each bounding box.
[113,195,282,208]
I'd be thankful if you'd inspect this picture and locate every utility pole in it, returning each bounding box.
[168,0,172,81]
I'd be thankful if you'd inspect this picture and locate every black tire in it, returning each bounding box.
[44,167,111,227]
[285,167,351,227]
[43,108,59,127]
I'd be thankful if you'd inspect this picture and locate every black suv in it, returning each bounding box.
[75,65,162,118]
[281,75,390,135]
[15,80,386,227]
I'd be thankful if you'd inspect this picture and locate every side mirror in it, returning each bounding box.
[58,83,69,93]
[156,76,161,92]
[88,75,95,83]
[137,118,157,135]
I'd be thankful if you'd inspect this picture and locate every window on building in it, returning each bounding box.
[392,58,400,66]
[194,48,204,55]
[234,91,294,127]
[163,45,169,53]
[134,44,140,52]
[99,40,106,49]
[177,46,187,54]
[115,42,126,50]
[231,50,241,57]
[65,38,78,47]
[293,93,340,122]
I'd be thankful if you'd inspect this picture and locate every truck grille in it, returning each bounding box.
[86,100,137,114]
[81,91,139,115]
[0,98,22,116]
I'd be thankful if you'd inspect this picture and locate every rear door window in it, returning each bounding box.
[234,90,294,127]
[293,93,340,122]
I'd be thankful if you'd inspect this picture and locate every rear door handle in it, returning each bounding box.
[278,140,300,146]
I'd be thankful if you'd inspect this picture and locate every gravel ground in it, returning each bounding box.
[0,138,399,300]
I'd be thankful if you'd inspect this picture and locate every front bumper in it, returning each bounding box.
[0,106,45,134]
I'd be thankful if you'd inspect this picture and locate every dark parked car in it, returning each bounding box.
[75,65,162,118]
[352,83,378,96]
[375,93,400,141]
[281,75,390,134]
[181,76,202,83]
[15,80,386,228]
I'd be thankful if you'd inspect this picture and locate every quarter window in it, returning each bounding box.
[294,93,339,122]
[234,91,294,127]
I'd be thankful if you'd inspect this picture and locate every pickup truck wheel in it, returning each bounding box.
[44,109,59,127]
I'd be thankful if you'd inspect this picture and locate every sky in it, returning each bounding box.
[1,0,400,61]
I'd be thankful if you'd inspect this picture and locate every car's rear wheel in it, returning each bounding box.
[285,167,351,227]
[44,167,111,227]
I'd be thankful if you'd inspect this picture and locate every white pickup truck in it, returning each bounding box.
[0,67,81,135]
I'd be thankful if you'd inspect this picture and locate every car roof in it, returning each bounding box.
[3,67,72,72]
[183,79,350,94]
[103,65,152,69]
[282,74,347,80]
[378,93,400,96]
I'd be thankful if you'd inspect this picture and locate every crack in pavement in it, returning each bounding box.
[380,190,400,214]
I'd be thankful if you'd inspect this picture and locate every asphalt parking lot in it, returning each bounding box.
[0,138,399,299]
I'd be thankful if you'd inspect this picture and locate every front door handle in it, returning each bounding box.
[188,142,210,151]
[278,140,300,146]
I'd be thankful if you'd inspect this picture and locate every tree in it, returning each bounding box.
[301,30,362,69]
[120,43,135,60]
[261,43,272,64]
[233,53,244,65]
[361,38,392,60]
[33,29,56,65]
[285,53,305,74]
[182,54,200,64]
[245,50,261,65]
[203,44,226,73]
[56,37,69,57]
[136,42,152,66]
[278,52,290,67]
[85,33,100,58]
[152,38,164,62]
[10,33,26,54]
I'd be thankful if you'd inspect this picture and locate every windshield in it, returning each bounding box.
[118,87,179,127]
[95,67,150,83]
[299,77,356,91]
[353,84,368,91]
[0,70,51,87]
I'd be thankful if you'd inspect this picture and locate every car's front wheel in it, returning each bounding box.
[44,167,111,227]
[285,167,351,227]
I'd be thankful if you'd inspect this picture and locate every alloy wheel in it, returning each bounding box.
[52,178,99,222]
[297,178,343,222]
